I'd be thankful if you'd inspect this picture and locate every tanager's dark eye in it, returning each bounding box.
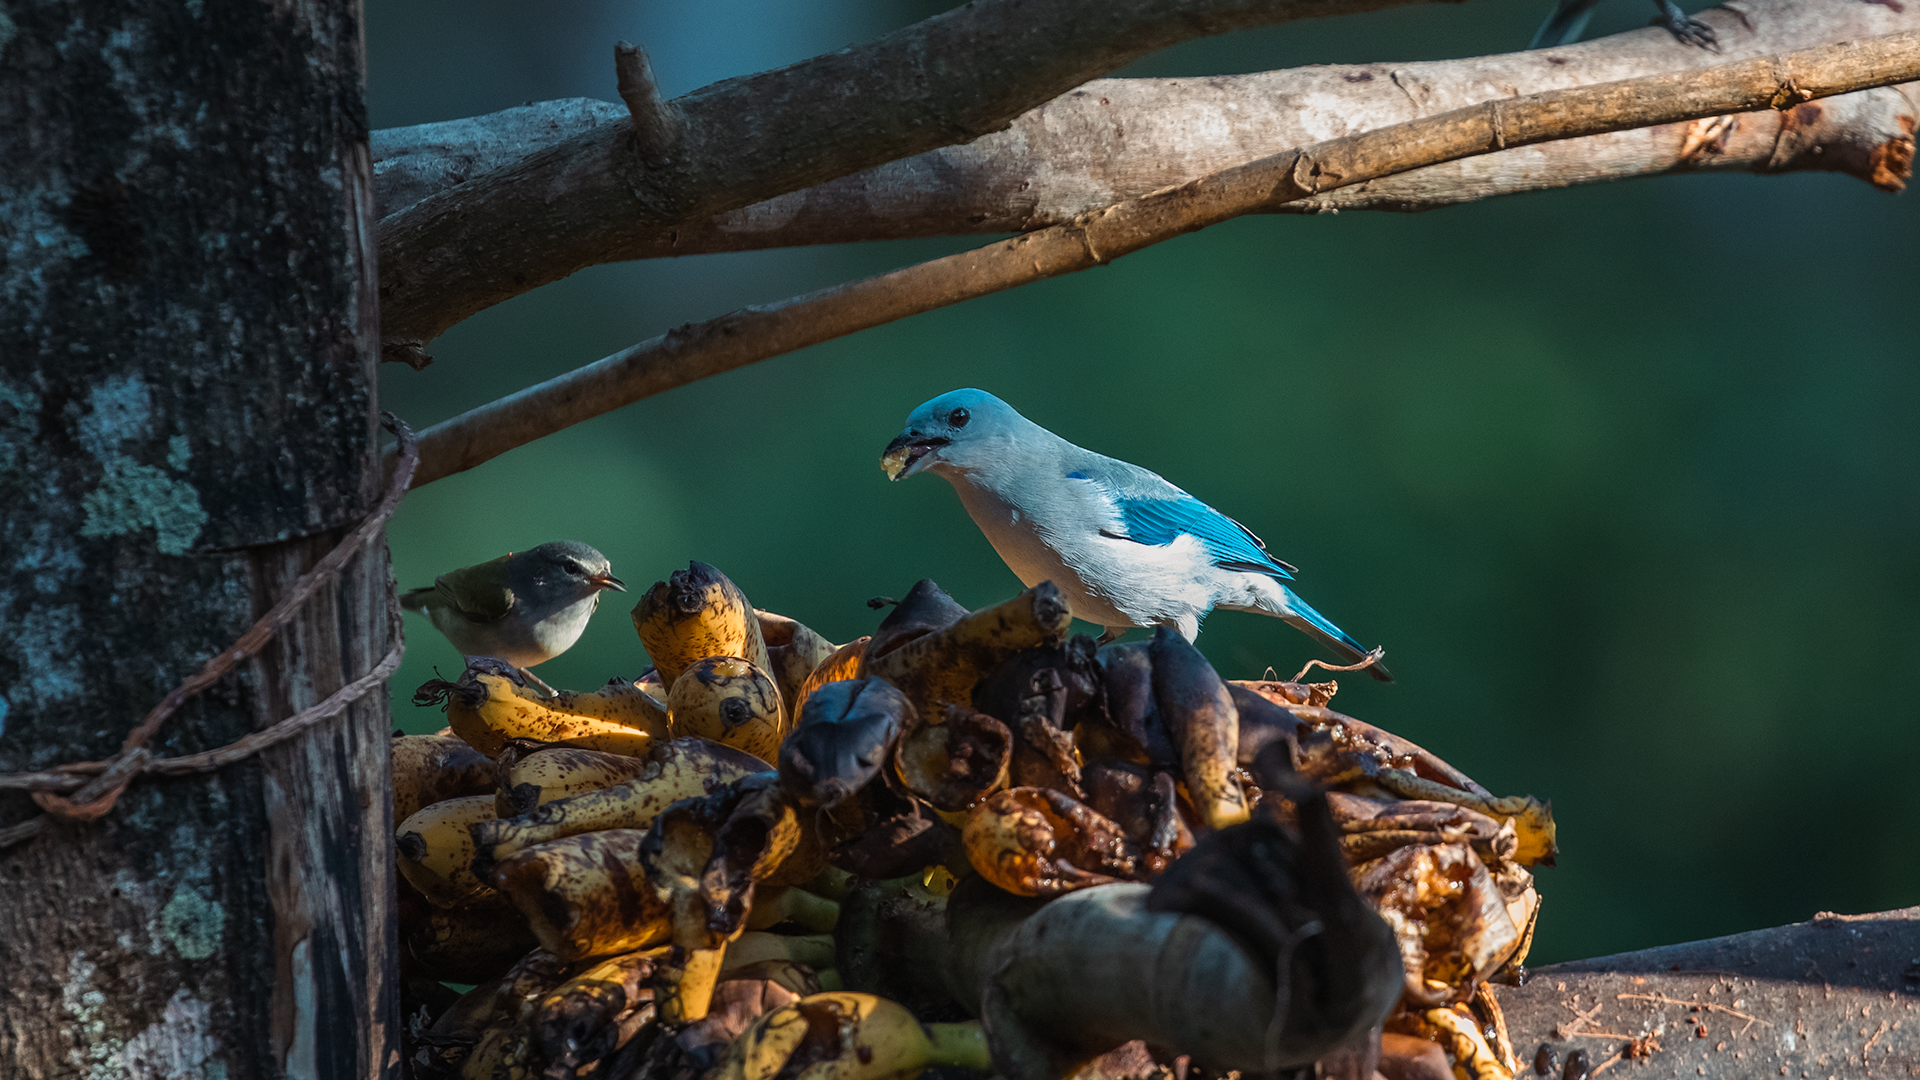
[950,407,970,428]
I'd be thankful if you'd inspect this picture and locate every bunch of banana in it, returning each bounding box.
[389,559,1556,1080]
[471,737,768,877]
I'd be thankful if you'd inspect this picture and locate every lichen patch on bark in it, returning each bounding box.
[159,887,225,961]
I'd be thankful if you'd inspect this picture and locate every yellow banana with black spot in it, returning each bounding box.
[397,794,499,908]
[495,746,659,818]
[416,666,667,759]
[710,991,992,1080]
[668,656,786,763]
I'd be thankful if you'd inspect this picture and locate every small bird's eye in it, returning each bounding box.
[563,560,583,574]
[950,407,970,428]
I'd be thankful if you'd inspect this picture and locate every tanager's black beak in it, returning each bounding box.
[881,432,950,481]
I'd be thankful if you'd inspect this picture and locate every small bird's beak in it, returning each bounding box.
[589,573,627,592]
[881,432,950,481]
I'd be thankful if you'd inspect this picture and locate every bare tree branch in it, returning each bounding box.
[372,0,1917,259]
[393,30,1920,489]
[372,0,1461,367]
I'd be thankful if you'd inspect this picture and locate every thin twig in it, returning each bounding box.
[1586,1047,1629,1077]
[396,30,1920,488]
[1616,992,1770,1025]
[1291,647,1387,683]
[614,41,680,158]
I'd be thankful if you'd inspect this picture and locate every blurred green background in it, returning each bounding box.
[367,0,1920,967]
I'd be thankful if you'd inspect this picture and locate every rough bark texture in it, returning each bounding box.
[370,0,1455,366]
[396,30,1920,489]
[372,0,1918,260]
[1493,906,1920,1078]
[0,2,395,1077]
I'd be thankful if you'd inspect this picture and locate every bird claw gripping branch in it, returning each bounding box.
[394,563,1553,1080]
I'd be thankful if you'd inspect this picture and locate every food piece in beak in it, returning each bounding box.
[880,432,949,480]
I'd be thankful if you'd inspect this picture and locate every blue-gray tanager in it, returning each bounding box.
[881,389,1392,682]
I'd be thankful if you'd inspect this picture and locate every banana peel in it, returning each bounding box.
[895,704,1011,814]
[404,891,540,985]
[531,947,664,1078]
[397,794,500,908]
[422,948,571,1080]
[864,579,971,663]
[759,610,839,716]
[816,763,960,881]
[1148,627,1248,830]
[962,786,1140,897]
[1351,841,1521,1007]
[635,773,807,1022]
[1078,760,1193,874]
[640,773,803,952]
[790,636,871,723]
[471,736,767,878]
[1327,791,1520,867]
[1236,685,1556,866]
[632,561,772,689]
[1087,641,1180,773]
[860,582,1073,720]
[779,678,912,809]
[1234,685,1489,796]
[495,746,659,817]
[492,828,670,961]
[668,655,787,763]
[1372,768,1557,867]
[709,991,991,1080]
[393,733,497,824]
[417,665,666,759]
[1416,1004,1513,1080]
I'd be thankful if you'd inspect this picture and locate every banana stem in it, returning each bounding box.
[923,1022,994,1073]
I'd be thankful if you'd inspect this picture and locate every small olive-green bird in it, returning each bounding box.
[400,541,625,673]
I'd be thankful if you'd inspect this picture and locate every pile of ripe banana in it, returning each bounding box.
[394,562,1556,1080]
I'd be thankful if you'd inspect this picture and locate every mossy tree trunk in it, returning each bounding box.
[0,2,394,1076]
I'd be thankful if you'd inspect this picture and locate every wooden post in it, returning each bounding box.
[0,2,395,1076]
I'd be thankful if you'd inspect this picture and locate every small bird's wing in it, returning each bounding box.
[1071,456,1297,580]
[423,555,518,623]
